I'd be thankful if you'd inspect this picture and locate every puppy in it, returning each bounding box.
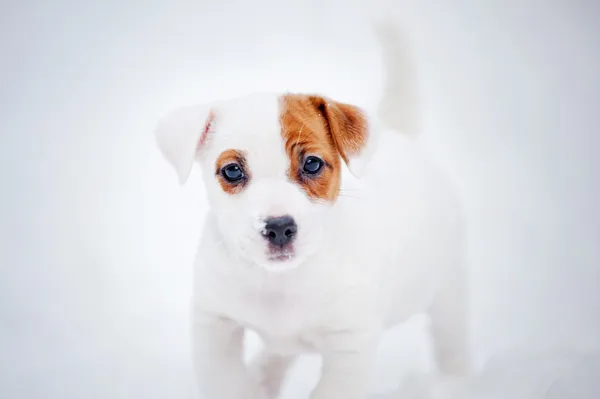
[155,22,470,399]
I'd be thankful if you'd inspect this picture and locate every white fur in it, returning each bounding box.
[155,23,470,399]
[155,102,215,185]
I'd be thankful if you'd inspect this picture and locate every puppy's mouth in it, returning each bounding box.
[267,245,296,262]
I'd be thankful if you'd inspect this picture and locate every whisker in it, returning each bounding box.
[337,194,362,200]
[295,124,304,146]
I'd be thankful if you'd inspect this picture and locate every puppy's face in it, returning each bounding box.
[156,93,375,272]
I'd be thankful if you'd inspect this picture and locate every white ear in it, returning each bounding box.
[154,104,215,185]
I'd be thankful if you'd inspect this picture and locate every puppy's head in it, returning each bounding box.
[155,93,377,272]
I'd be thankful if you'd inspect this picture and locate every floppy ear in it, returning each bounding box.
[308,96,378,178]
[154,104,215,185]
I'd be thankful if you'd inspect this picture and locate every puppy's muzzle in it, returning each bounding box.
[263,216,297,246]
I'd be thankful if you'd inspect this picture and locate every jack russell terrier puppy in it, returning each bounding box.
[155,21,470,399]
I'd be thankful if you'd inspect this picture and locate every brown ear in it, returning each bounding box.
[308,96,376,177]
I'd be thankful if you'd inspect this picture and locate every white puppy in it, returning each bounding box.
[155,22,470,399]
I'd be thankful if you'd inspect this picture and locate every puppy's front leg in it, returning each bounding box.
[248,350,296,399]
[311,330,378,399]
[192,310,263,399]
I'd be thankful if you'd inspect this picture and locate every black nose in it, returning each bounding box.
[263,216,297,246]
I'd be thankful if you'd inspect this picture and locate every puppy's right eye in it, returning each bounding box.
[302,156,324,175]
[221,164,244,182]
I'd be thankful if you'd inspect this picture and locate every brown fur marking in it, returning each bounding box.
[279,94,368,201]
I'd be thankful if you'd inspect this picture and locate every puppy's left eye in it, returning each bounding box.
[221,164,245,182]
[302,156,324,175]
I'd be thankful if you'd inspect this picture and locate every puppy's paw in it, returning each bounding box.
[398,373,469,399]
[248,352,294,399]
[398,374,430,399]
[429,374,470,399]
[243,380,270,399]
[248,363,283,399]
[369,392,399,399]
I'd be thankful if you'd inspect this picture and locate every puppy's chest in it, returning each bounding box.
[228,286,322,354]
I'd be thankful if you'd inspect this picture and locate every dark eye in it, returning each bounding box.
[221,164,245,182]
[302,156,324,175]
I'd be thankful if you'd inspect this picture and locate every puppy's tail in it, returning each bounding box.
[373,19,420,136]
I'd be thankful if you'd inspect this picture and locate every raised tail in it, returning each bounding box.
[373,19,420,136]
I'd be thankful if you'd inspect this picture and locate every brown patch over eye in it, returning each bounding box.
[279,94,342,202]
[215,149,249,195]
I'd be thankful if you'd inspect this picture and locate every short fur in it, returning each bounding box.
[280,94,368,202]
[155,21,471,399]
